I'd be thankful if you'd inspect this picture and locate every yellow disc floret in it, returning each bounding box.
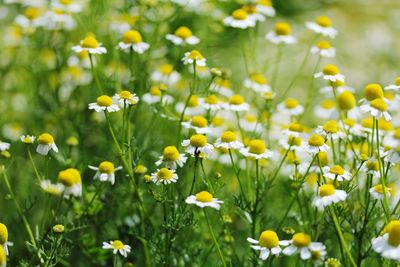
[99,161,115,174]
[316,15,332,27]
[163,146,180,161]
[292,233,311,247]
[38,133,54,145]
[275,22,291,36]
[388,221,400,246]
[229,94,245,105]
[316,40,331,50]
[0,224,7,245]
[259,230,279,248]
[195,191,213,202]
[248,139,266,154]
[188,50,203,60]
[112,240,125,250]
[232,9,248,20]
[323,120,339,133]
[221,131,237,143]
[251,73,267,84]
[370,98,388,112]
[58,168,81,186]
[160,64,173,75]
[175,26,193,39]
[190,134,207,147]
[364,83,383,101]
[191,116,208,128]
[96,95,113,107]
[322,64,339,75]
[122,30,142,44]
[320,184,335,196]
[308,134,325,147]
[205,95,219,105]
[337,90,356,110]
[81,36,99,48]
[330,165,344,175]
[157,168,173,180]
[284,98,299,109]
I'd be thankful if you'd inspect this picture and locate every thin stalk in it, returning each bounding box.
[203,209,227,267]
[89,54,103,94]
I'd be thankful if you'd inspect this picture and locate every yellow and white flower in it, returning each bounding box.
[113,90,139,106]
[360,98,391,121]
[211,78,234,97]
[20,135,36,144]
[384,76,400,91]
[266,22,297,45]
[240,114,262,134]
[88,95,120,112]
[223,94,250,112]
[240,139,273,160]
[255,0,275,17]
[279,135,303,151]
[182,116,211,134]
[185,191,223,210]
[323,165,351,181]
[244,73,272,94]
[281,233,325,260]
[182,134,214,157]
[166,26,200,46]
[362,158,380,178]
[310,39,336,58]
[199,95,222,111]
[43,9,76,31]
[72,35,107,54]
[223,9,256,29]
[88,161,122,185]
[150,64,180,86]
[312,184,347,208]
[142,86,174,105]
[36,133,58,155]
[277,98,304,116]
[151,168,179,185]
[102,240,131,258]
[369,184,392,200]
[15,7,45,30]
[313,99,337,120]
[155,146,187,169]
[304,134,329,154]
[0,223,8,256]
[316,120,345,140]
[40,180,65,196]
[306,16,338,38]
[0,245,5,267]
[214,131,244,150]
[372,220,400,261]
[182,50,206,66]
[57,168,82,197]
[247,230,283,260]
[117,30,150,54]
[282,122,304,138]
[51,0,82,13]
[0,141,10,152]
[314,64,345,82]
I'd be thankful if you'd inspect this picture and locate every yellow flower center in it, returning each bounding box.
[217,79,231,88]
[388,221,400,246]
[258,0,272,6]
[191,116,208,128]
[344,118,356,127]
[99,161,115,174]
[330,165,345,175]
[112,240,125,250]
[275,22,291,36]
[321,99,335,109]
[188,50,203,60]
[229,94,245,105]
[0,224,8,245]
[364,83,384,101]
[311,250,322,260]
[337,90,356,110]
[157,168,173,180]
[319,184,335,196]
[242,5,257,14]
[318,151,329,165]
[188,95,199,107]
[122,30,142,44]
[82,36,99,48]
[379,119,393,131]
[221,131,237,143]
[361,117,373,128]
[119,90,132,99]
[284,98,299,109]
[374,184,390,194]
[259,230,279,248]
[370,98,388,112]
[316,40,331,50]
[160,64,173,75]
[366,160,379,171]
[190,134,207,147]
[322,64,339,75]
[232,9,248,20]
[251,73,267,84]
[292,233,311,247]
[96,95,113,107]
[316,15,332,27]
[58,168,81,186]
[308,134,325,147]
[248,139,266,154]
[212,116,224,126]
[395,77,400,86]
[24,7,40,20]
[38,133,54,145]
[288,135,302,146]
[288,123,303,132]
[394,128,400,139]
[175,26,193,39]
[205,95,219,105]
[245,114,257,123]
[0,248,5,265]
[163,146,180,161]
[323,120,339,133]
[150,86,162,96]
[60,0,72,4]
[195,191,213,202]
[135,164,147,174]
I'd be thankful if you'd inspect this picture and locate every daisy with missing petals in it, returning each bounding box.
[57,168,82,197]
[20,135,36,144]
[155,146,187,169]
[0,141,10,152]
[281,233,326,260]
[314,64,345,83]
[240,139,273,160]
[277,98,304,116]
[185,191,223,210]
[224,94,250,112]
[151,168,179,185]
[312,184,347,209]
[88,161,122,185]
[88,95,120,113]
[151,64,180,86]
[266,22,297,45]
[36,133,58,155]
[304,134,329,154]
[310,39,336,58]
[247,230,283,260]
[40,180,65,196]
[166,26,200,46]
[256,0,276,17]
[323,165,351,181]
[117,30,150,54]
[182,50,206,66]
[372,220,400,261]
[223,9,256,29]
[384,76,400,91]
[102,240,131,258]
[182,134,214,157]
[181,116,210,134]
[244,73,272,94]
[360,98,391,121]
[113,90,139,106]
[306,16,338,38]
[72,35,107,54]
[214,131,244,150]
[369,184,392,200]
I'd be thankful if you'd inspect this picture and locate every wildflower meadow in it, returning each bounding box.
[1,0,400,266]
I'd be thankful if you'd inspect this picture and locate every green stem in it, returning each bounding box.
[228,149,248,205]
[28,147,42,183]
[203,209,227,267]
[89,54,103,94]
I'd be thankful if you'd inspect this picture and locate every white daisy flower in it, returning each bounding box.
[240,139,273,160]
[182,134,214,157]
[117,30,150,54]
[211,79,234,97]
[0,141,10,152]
[181,116,211,134]
[281,233,325,260]
[223,9,256,29]
[266,22,297,45]
[316,120,345,140]
[242,5,265,22]
[182,50,206,67]
[282,122,305,138]
[199,95,222,111]
[314,64,345,83]
[372,220,400,261]
[306,16,338,38]
[36,133,58,156]
[166,26,200,46]
[155,146,187,169]
[244,73,272,94]
[214,131,244,150]
[223,94,250,112]
[0,223,9,256]
[15,7,46,30]
[362,159,380,178]
[72,35,107,54]
[113,90,139,106]
[20,135,36,144]
[323,165,351,181]
[150,64,180,86]
[279,135,304,151]
[247,230,284,260]
[369,184,392,200]
[142,86,174,105]
[240,114,262,133]
[360,98,391,121]
[88,161,122,185]
[51,0,82,13]
[151,168,179,185]
[310,39,336,58]
[277,98,304,116]
[185,191,223,210]
[40,180,65,196]
[319,80,355,96]
[384,76,400,91]
[88,95,120,113]
[256,0,276,17]
[303,134,329,154]
[102,240,131,258]
[43,9,76,31]
[312,184,347,209]
[314,99,338,120]
[57,168,82,198]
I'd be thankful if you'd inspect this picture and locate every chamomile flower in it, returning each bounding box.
[282,122,305,138]
[281,233,325,260]
[247,230,283,260]
[72,35,107,54]
[224,94,250,112]
[312,184,347,208]
[240,114,262,133]
[306,16,338,38]
[369,184,392,200]
[255,0,276,17]
[384,76,400,91]
[182,50,206,66]
[314,99,337,119]
[266,22,297,45]
[43,9,76,31]
[151,168,178,185]
[185,191,223,210]
[88,95,120,112]
[182,134,214,157]
[0,141,10,152]
[117,30,150,54]
[384,128,400,148]
[320,80,355,96]
[182,116,211,134]
[244,73,272,94]
[223,9,256,29]
[36,133,58,155]
[175,95,203,116]
[316,120,345,140]
[279,135,303,151]
[212,78,234,97]
[277,98,304,116]
[0,223,8,256]
[40,180,65,196]
[372,220,400,261]
[242,4,265,22]
[199,95,222,111]
[360,98,391,121]
[142,86,173,105]
[323,165,351,181]
[214,131,244,150]
[151,64,180,86]
[240,139,273,160]
[0,245,5,267]
[102,240,131,258]
[155,146,187,169]
[336,90,360,119]
[88,161,122,185]
[362,158,380,177]
[304,134,329,154]
[57,168,82,197]
[360,83,385,103]
[113,90,139,106]
[166,26,200,46]
[15,7,45,30]
[310,40,336,58]
[314,64,345,83]
[51,0,82,13]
